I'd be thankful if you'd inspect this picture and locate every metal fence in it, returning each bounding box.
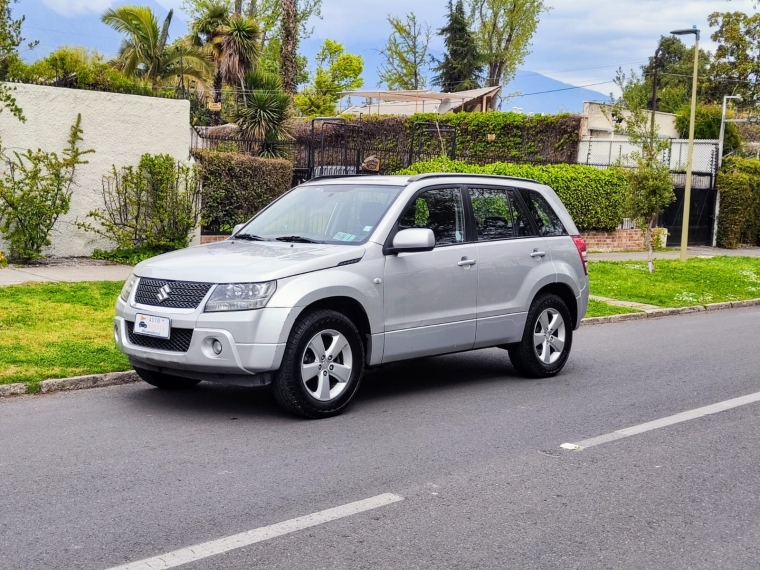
[578,137,718,175]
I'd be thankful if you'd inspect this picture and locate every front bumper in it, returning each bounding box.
[114,292,291,386]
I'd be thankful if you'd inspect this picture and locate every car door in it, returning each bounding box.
[467,185,555,348]
[382,186,478,363]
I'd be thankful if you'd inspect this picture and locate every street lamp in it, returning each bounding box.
[711,94,743,246]
[718,95,742,168]
[671,26,700,261]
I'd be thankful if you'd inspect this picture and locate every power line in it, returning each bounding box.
[515,80,615,97]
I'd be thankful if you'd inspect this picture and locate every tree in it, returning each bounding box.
[237,70,290,156]
[0,0,36,122]
[294,39,363,116]
[469,0,547,103]
[190,2,260,123]
[102,6,209,88]
[612,71,675,272]
[280,0,297,97]
[183,0,322,87]
[707,11,760,109]
[640,36,712,113]
[378,12,431,91]
[674,104,741,156]
[432,0,482,92]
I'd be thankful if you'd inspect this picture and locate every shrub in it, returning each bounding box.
[675,105,741,154]
[0,114,93,261]
[715,157,760,249]
[79,154,201,254]
[398,157,628,232]
[193,151,293,234]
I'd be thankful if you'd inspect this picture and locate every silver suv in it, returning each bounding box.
[115,174,589,418]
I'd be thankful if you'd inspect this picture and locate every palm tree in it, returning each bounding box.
[237,70,290,157]
[191,1,261,125]
[219,16,261,91]
[102,6,210,88]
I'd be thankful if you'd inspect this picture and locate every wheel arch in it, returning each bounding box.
[290,296,374,364]
[533,282,579,329]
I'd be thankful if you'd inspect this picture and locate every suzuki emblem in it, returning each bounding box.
[157,284,172,302]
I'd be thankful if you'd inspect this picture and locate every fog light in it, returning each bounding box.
[212,339,223,355]
[113,324,119,343]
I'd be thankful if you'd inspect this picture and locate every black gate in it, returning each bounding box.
[659,186,716,247]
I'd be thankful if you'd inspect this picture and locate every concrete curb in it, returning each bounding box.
[581,298,760,326]
[1,371,139,398]
[2,298,760,398]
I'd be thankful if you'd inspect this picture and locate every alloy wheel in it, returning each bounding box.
[533,308,566,365]
[301,329,354,401]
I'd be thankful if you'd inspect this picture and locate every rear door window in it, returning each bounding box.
[518,189,567,237]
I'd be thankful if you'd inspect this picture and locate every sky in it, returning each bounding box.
[17,0,758,112]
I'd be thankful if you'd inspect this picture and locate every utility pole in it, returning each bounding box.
[671,27,700,262]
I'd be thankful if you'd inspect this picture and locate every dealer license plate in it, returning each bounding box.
[133,314,171,339]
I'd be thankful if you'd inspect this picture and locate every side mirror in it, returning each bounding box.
[232,223,244,235]
[391,228,435,253]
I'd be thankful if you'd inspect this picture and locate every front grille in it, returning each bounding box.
[126,322,194,353]
[134,278,213,309]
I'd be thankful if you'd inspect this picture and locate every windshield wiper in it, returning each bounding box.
[274,236,323,244]
[232,234,270,241]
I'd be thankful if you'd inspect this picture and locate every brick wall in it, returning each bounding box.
[201,235,228,244]
[581,229,645,252]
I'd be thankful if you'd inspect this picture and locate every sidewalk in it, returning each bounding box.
[589,246,760,262]
[0,264,133,286]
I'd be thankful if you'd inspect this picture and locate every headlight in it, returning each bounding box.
[120,274,137,302]
[204,281,277,312]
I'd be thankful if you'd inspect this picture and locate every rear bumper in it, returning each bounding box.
[576,282,589,329]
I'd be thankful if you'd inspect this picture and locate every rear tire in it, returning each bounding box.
[508,293,573,378]
[134,367,202,390]
[273,309,365,419]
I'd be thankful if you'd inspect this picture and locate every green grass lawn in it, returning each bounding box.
[2,257,759,386]
[0,282,129,386]
[589,257,760,308]
[585,299,639,318]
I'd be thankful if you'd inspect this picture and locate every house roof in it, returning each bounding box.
[339,86,501,116]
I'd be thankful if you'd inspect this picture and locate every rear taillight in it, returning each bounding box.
[572,235,588,276]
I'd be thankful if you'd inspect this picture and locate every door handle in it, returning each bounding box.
[530,250,546,258]
[458,257,477,266]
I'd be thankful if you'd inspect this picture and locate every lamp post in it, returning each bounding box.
[711,95,743,246]
[718,95,742,169]
[671,27,700,261]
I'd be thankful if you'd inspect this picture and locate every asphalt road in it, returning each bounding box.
[2,308,760,570]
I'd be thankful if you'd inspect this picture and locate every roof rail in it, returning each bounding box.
[407,172,541,185]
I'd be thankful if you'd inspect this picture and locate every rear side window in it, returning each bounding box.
[467,186,536,239]
[518,189,567,237]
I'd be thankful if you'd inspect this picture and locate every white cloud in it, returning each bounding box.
[305,0,756,92]
[42,0,114,16]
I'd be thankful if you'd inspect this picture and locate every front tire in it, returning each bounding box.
[134,367,202,390]
[273,309,365,419]
[508,294,573,378]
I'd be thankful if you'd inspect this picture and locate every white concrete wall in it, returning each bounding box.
[582,101,679,139]
[0,83,190,257]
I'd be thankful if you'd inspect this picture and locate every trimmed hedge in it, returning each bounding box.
[193,151,293,234]
[398,157,628,232]
[716,157,760,249]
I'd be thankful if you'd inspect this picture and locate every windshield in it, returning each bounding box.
[236,183,405,244]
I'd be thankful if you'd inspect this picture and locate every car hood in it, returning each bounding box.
[134,240,366,283]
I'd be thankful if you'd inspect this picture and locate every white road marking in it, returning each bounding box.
[104,493,404,570]
[562,391,760,450]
